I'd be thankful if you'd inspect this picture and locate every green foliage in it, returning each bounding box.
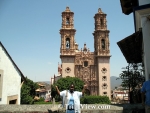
[38,97,45,102]
[51,77,84,101]
[119,69,145,91]
[80,95,111,104]
[21,77,39,104]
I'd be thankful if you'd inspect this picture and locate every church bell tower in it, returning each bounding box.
[93,8,111,98]
[60,7,76,77]
[57,7,111,98]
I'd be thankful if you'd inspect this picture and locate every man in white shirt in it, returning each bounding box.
[55,83,87,113]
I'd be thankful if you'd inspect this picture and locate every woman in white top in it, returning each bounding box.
[55,83,86,113]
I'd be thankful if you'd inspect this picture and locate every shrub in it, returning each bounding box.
[21,77,39,104]
[38,97,45,102]
[80,95,111,104]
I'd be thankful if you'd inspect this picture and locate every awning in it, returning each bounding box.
[117,29,143,63]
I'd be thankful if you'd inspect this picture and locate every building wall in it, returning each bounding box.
[0,46,21,104]
[0,104,145,113]
[0,69,4,101]
[139,0,150,5]
[61,57,75,77]
[135,1,150,80]
[142,16,150,80]
[98,57,111,99]
[59,7,111,98]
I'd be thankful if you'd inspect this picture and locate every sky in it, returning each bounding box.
[0,0,135,82]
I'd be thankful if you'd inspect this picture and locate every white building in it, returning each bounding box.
[134,0,150,80]
[35,84,47,98]
[0,42,26,104]
[118,0,150,81]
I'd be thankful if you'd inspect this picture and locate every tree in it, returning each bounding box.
[21,77,39,104]
[119,67,145,104]
[119,69,145,91]
[118,63,145,91]
[51,77,84,101]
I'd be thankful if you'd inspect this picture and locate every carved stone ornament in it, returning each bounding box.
[102,76,107,81]
[101,67,107,74]
[102,83,108,89]
[103,92,107,96]
[75,57,80,65]
[102,34,104,37]
[65,67,71,73]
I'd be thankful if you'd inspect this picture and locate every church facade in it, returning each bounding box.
[59,7,111,98]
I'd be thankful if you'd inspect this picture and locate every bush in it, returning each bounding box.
[38,97,45,102]
[80,95,111,104]
[21,77,39,104]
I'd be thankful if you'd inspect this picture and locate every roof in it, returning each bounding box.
[117,29,143,63]
[38,84,45,86]
[35,88,46,92]
[0,41,26,82]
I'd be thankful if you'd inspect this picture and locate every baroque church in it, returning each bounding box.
[58,7,111,98]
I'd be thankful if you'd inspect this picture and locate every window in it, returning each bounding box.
[101,67,107,74]
[103,92,107,96]
[66,18,70,25]
[65,67,71,73]
[84,61,88,67]
[100,19,103,27]
[66,38,70,49]
[7,95,18,104]
[102,83,108,89]
[9,99,17,104]
[102,76,107,81]
[101,39,105,49]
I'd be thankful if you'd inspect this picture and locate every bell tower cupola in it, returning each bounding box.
[61,6,74,29]
[93,8,110,56]
[59,7,76,78]
[60,7,76,56]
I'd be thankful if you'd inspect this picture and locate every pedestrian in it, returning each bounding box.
[141,79,150,113]
[55,83,87,113]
